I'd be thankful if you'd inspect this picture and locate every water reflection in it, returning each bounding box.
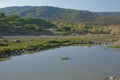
[0,45,120,62]
[0,57,11,62]
[0,45,94,62]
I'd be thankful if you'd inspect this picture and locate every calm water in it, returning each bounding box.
[0,46,120,80]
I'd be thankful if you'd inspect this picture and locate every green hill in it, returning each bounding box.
[0,13,56,35]
[0,6,120,20]
[0,6,97,22]
[0,6,120,35]
[0,6,32,15]
[96,12,120,16]
[0,6,120,25]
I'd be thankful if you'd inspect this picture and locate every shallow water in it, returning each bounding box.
[0,45,120,80]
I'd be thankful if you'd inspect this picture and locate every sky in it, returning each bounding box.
[0,0,120,12]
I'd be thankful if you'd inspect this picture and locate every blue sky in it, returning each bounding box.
[0,0,120,12]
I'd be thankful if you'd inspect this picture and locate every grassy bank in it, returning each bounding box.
[0,34,118,58]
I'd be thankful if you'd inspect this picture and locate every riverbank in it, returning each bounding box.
[0,34,119,58]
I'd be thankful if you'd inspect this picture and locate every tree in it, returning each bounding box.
[0,13,5,18]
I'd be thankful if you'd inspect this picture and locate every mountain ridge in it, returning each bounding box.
[0,6,120,35]
[0,6,120,23]
[0,6,120,26]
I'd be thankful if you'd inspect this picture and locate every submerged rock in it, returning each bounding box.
[61,56,69,60]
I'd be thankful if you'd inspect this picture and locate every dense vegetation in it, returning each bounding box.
[0,6,120,24]
[1,6,120,35]
[0,12,56,35]
[0,6,96,22]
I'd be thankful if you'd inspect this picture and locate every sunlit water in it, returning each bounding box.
[0,45,120,80]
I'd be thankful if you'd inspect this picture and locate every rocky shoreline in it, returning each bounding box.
[100,76,120,80]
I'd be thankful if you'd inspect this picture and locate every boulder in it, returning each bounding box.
[14,39,22,43]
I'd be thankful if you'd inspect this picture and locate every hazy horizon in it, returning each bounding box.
[0,5,120,13]
[0,0,120,12]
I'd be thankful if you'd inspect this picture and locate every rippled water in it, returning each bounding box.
[0,45,120,80]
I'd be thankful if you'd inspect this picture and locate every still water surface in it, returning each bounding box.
[0,46,120,80]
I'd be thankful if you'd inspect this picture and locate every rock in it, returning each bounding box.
[109,76,115,80]
[61,56,69,60]
[3,39,9,42]
[29,39,34,42]
[88,41,94,44]
[101,76,120,80]
[14,39,22,43]
[114,40,120,46]
[0,36,3,38]
[71,33,76,36]
[0,43,7,46]
[71,33,79,36]
[86,33,91,37]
